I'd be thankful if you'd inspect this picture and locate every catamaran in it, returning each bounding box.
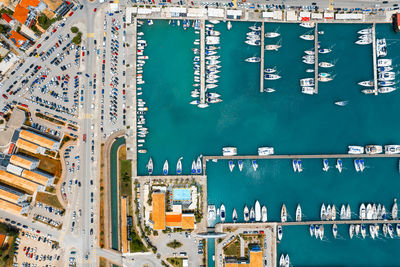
[281,204,287,222]
[229,160,235,172]
[176,157,183,175]
[323,159,329,171]
[296,204,302,222]
[147,158,153,175]
[163,160,169,175]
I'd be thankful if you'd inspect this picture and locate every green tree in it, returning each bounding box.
[70,26,79,33]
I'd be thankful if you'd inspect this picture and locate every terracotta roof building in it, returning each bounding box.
[16,139,44,154]
[151,192,166,230]
[10,154,39,170]
[0,169,39,194]
[21,170,53,186]
[19,130,60,150]
[12,5,29,25]
[9,31,30,50]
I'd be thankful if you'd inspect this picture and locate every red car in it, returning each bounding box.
[2,94,8,99]
[69,11,74,16]
[36,44,41,48]
[52,28,57,33]
[94,8,97,12]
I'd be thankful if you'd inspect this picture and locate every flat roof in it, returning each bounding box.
[152,192,166,230]
[0,169,38,194]
[21,170,48,186]
[0,198,22,215]
[10,154,34,169]
[19,130,56,150]
[250,250,263,267]
[0,188,20,204]
[16,139,39,154]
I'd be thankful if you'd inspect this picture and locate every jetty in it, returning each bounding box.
[372,23,378,95]
[280,219,400,226]
[200,19,206,104]
[204,153,400,161]
[314,23,319,94]
[260,22,265,93]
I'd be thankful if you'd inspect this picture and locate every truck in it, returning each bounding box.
[83,134,86,142]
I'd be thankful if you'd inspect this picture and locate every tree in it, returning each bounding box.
[70,26,79,33]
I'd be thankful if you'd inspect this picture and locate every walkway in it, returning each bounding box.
[314,23,319,94]
[372,23,378,95]
[260,22,264,93]
[200,19,206,104]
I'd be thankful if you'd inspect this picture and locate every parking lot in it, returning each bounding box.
[14,229,63,267]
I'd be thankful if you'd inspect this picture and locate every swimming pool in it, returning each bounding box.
[173,188,191,201]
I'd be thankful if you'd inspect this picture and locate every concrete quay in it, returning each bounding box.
[260,22,265,93]
[314,23,319,94]
[372,23,378,95]
[200,19,206,104]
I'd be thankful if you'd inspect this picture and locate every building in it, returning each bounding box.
[19,130,60,150]
[54,0,74,17]
[13,0,47,28]
[8,31,31,50]
[0,169,39,194]
[6,164,23,176]
[10,154,40,170]
[0,183,28,204]
[13,5,30,26]
[225,246,263,267]
[151,192,166,230]
[21,169,53,187]
[16,138,45,154]
[0,198,24,215]
[2,13,15,25]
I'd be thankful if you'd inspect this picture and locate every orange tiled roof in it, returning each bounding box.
[0,234,5,247]
[152,192,165,230]
[9,30,27,48]
[20,0,40,8]
[20,130,56,150]
[225,264,238,267]
[165,212,182,227]
[16,139,39,154]
[250,250,263,267]
[13,5,29,25]
[181,214,195,230]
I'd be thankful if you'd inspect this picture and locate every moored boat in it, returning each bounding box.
[332,224,338,238]
[281,204,287,222]
[163,160,169,175]
[232,208,237,223]
[336,158,343,173]
[296,204,302,222]
[262,205,268,222]
[229,160,235,172]
[278,226,283,241]
[323,159,329,172]
[244,205,249,222]
[238,160,243,172]
[220,204,226,222]
[176,157,183,175]
[255,200,261,222]
[252,160,258,171]
[147,158,153,175]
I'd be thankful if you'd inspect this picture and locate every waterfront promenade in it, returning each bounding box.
[314,23,319,94]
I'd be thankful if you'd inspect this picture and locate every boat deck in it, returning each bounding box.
[372,23,378,95]
[314,23,319,94]
[260,22,265,93]
[200,19,206,104]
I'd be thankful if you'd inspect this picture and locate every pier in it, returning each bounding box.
[372,23,378,95]
[204,153,400,161]
[260,22,265,93]
[280,219,400,226]
[200,19,206,104]
[314,23,319,94]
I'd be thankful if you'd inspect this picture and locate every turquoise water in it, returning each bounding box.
[110,137,126,250]
[173,188,191,201]
[137,20,400,266]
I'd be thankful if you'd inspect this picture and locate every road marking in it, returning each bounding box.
[79,113,93,119]
[87,33,95,37]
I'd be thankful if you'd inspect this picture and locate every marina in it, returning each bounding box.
[314,23,319,94]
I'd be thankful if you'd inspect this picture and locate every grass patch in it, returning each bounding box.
[129,228,147,252]
[36,192,64,210]
[19,150,61,178]
[35,112,65,126]
[167,240,183,249]
[223,237,240,258]
[167,257,183,267]
[119,145,132,197]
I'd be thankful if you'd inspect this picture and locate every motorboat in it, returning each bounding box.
[249,25,261,31]
[250,207,255,222]
[303,58,315,64]
[383,223,388,237]
[278,226,283,241]
[265,44,281,51]
[306,69,314,73]
[285,254,290,267]
[247,31,261,37]
[262,205,268,222]
[255,201,261,222]
[258,147,274,155]
[207,98,222,104]
[335,101,348,106]
[264,74,281,80]
[300,34,314,40]
[191,160,196,174]
[348,146,364,154]
[300,78,314,86]
[206,92,221,98]
[209,20,220,24]
[206,55,220,60]
[321,203,327,220]
[356,224,361,235]
[332,205,336,220]
[263,88,276,93]
[359,203,366,219]
[265,32,280,38]
[367,203,373,219]
[319,62,334,68]
[385,145,400,154]
[300,22,315,28]
[378,87,396,93]
[319,225,324,240]
[319,76,333,82]
[365,145,383,154]
[361,89,376,94]
[296,159,303,172]
[318,48,331,54]
[358,28,372,34]
[232,208,237,223]
[359,158,365,171]
[378,66,393,72]
[163,160,169,175]
[304,50,315,55]
[244,205,249,222]
[279,254,285,267]
[227,21,232,30]
[370,224,376,239]
[146,158,153,175]
[302,55,315,60]
[397,224,400,237]
[349,224,355,239]
[378,71,396,81]
[377,59,392,67]
[238,160,243,172]
[229,160,235,172]
[281,204,287,222]
[292,159,298,172]
[388,224,394,238]
[252,160,258,171]
[302,87,315,95]
[310,225,315,237]
[176,157,183,175]
[296,204,302,222]
[196,157,202,174]
[245,57,261,63]
[361,224,366,239]
[197,103,209,108]
[376,38,387,57]
[332,224,338,238]
[378,81,395,86]
[354,159,361,172]
[220,204,226,222]
[223,147,237,156]
[315,225,320,239]
[265,67,276,73]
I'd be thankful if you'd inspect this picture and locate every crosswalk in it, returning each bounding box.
[80,113,93,119]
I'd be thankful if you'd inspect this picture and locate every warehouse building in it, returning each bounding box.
[16,139,45,154]
[21,169,53,187]
[10,154,40,170]
[19,130,60,150]
[0,169,41,194]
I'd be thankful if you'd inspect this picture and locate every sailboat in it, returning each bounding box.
[220,204,226,222]
[176,157,183,175]
[252,160,258,171]
[336,159,343,173]
[361,224,366,239]
[147,158,153,175]
[296,204,302,222]
[332,224,338,238]
[392,198,398,219]
[238,160,243,172]
[191,160,196,174]
[322,159,329,171]
[196,157,202,174]
[349,224,355,239]
[232,208,237,223]
[321,203,327,220]
[262,206,268,222]
[163,160,169,175]
[332,204,337,221]
[279,254,285,267]
[244,205,249,222]
[277,225,283,241]
[285,255,290,267]
[229,160,235,172]
[250,207,255,222]
[281,204,287,222]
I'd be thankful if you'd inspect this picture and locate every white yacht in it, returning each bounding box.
[376,38,387,57]
[196,157,202,174]
[306,69,314,73]
[244,205,249,222]
[265,32,280,38]
[300,34,314,40]
[365,145,383,154]
[223,147,237,156]
[262,205,268,222]
[383,223,388,237]
[264,67,276,73]
[278,226,283,241]
[220,204,226,222]
[332,205,337,220]
[252,160,258,171]
[319,62,334,68]
[361,224,367,239]
[349,224,355,239]
[250,207,255,222]
[302,87,315,95]
[346,204,351,219]
[348,146,364,154]
[265,44,281,51]
[304,50,315,55]
[296,204,302,222]
[340,205,346,219]
[378,87,396,93]
[370,224,376,239]
[310,225,315,237]
[318,48,331,54]
[327,205,332,220]
[227,21,232,30]
[359,203,366,219]
[281,204,287,222]
[379,71,396,81]
[232,208,237,223]
[361,89,376,94]
[332,224,338,238]
[319,225,324,240]
[238,160,243,172]
[285,255,290,267]
[263,88,276,93]
[396,224,400,237]
[319,76,333,82]
[358,80,374,87]
[163,160,169,175]
[207,205,216,222]
[249,25,261,31]
[191,160,196,174]
[356,38,372,45]
[388,224,394,238]
[392,198,398,220]
[264,74,281,80]
[300,78,315,86]
[255,201,261,222]
[378,81,395,86]
[336,159,343,173]
[377,59,392,67]
[245,57,261,63]
[303,58,315,64]
[335,101,349,106]
[279,254,285,267]
[176,157,183,175]
[258,147,274,155]
[385,145,400,154]
[229,160,235,172]
[358,28,372,34]
[147,158,153,175]
[300,21,315,28]
[245,39,260,46]
[321,203,327,220]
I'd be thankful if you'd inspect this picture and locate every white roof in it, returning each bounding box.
[170,7,187,13]
[311,12,323,19]
[182,259,189,267]
[324,12,334,18]
[262,11,274,18]
[187,8,207,17]
[207,8,224,17]
[6,164,23,176]
[138,8,152,14]
[125,7,137,24]
[110,3,119,12]
[286,10,297,21]
[226,9,242,16]
[299,11,311,18]
[335,13,363,20]
[273,10,283,20]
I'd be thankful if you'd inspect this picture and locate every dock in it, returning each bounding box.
[314,23,319,94]
[204,153,400,161]
[280,219,400,226]
[260,22,265,93]
[200,19,206,104]
[372,23,378,95]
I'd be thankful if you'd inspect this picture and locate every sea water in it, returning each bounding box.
[137,20,400,266]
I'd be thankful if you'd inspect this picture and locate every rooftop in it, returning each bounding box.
[10,154,36,169]
[16,138,39,154]
[0,198,22,215]
[19,0,40,8]
[21,170,49,186]
[0,169,38,194]
[19,130,57,150]
[12,5,29,25]
[152,192,166,230]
